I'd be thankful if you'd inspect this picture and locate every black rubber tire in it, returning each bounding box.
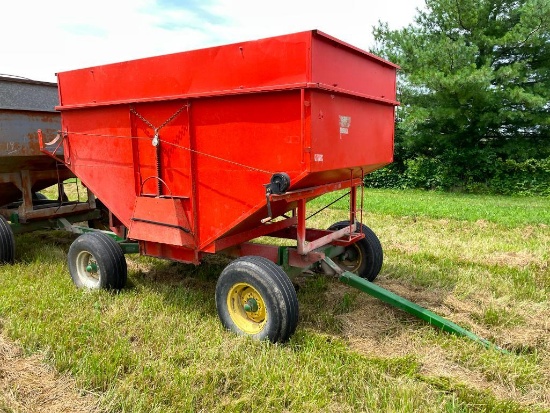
[215,256,299,343]
[328,221,383,281]
[0,216,15,264]
[32,192,48,200]
[67,232,127,290]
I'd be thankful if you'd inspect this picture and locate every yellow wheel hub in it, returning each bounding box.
[227,283,267,335]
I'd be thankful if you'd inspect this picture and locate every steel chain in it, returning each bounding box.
[130,104,189,134]
[125,103,272,174]
[157,104,189,131]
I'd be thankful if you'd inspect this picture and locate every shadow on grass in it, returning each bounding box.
[125,254,230,318]
[14,230,78,264]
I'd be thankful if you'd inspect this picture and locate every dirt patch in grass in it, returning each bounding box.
[485,251,540,268]
[0,334,101,413]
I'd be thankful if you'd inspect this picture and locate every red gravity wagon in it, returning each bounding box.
[40,30,398,343]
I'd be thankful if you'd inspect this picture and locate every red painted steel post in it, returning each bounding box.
[350,180,357,230]
[297,199,307,255]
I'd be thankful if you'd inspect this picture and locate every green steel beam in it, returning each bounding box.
[69,225,124,241]
[119,242,139,254]
[323,257,506,353]
[8,210,101,234]
[69,226,139,254]
[8,214,139,254]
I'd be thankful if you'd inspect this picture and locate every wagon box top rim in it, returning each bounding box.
[54,29,400,109]
[54,29,400,78]
[312,30,400,69]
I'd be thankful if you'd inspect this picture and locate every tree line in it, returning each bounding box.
[365,0,549,195]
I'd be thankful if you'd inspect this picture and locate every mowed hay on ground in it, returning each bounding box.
[0,334,102,413]
[306,208,550,411]
[0,189,548,412]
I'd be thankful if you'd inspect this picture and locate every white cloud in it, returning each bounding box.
[1,0,424,83]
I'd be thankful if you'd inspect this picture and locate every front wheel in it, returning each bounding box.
[0,216,15,264]
[215,256,299,343]
[32,192,48,201]
[67,232,127,289]
[328,221,383,281]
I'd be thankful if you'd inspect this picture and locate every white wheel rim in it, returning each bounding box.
[75,250,101,288]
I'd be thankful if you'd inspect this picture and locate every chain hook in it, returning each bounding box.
[152,129,160,147]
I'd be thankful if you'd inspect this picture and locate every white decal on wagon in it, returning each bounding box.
[339,115,351,135]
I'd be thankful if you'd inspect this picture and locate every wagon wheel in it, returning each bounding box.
[215,256,299,343]
[32,192,48,201]
[328,221,383,281]
[67,232,127,289]
[0,216,15,264]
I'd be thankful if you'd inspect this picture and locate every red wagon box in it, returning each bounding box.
[41,30,399,342]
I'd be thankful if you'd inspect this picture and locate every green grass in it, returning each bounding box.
[1,189,549,412]
[310,188,550,227]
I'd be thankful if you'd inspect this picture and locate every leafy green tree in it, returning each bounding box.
[371,0,550,192]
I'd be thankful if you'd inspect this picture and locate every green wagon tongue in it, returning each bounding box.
[322,256,507,354]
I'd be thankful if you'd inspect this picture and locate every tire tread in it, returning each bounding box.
[215,256,299,343]
[68,232,127,289]
[0,216,15,264]
[328,220,383,281]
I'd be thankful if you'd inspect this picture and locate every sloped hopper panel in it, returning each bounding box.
[128,197,195,248]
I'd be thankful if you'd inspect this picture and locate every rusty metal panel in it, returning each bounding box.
[0,77,60,165]
[0,76,66,207]
[0,110,59,163]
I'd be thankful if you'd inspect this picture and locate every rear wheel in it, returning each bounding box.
[0,216,15,264]
[328,221,383,281]
[215,256,299,343]
[68,232,127,289]
[32,192,48,201]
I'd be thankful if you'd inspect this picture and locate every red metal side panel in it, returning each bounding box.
[59,106,136,227]
[311,32,398,101]
[190,91,305,247]
[60,101,196,232]
[56,32,312,107]
[129,100,192,198]
[309,91,394,171]
[296,90,394,187]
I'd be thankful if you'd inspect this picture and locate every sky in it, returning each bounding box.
[1,0,425,83]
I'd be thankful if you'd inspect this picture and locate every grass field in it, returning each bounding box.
[0,188,549,412]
